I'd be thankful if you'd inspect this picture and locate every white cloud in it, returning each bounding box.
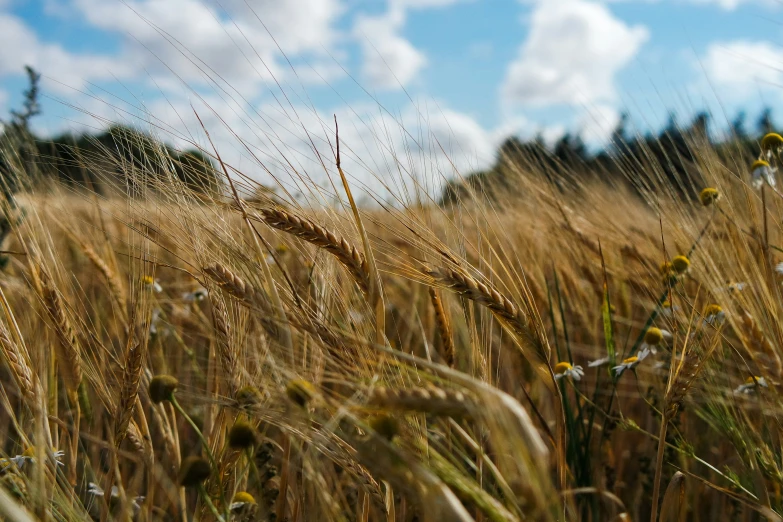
[110,93,501,199]
[59,0,346,93]
[353,0,472,91]
[578,103,621,145]
[502,0,648,107]
[687,0,777,9]
[702,40,783,98]
[354,8,427,91]
[0,13,137,93]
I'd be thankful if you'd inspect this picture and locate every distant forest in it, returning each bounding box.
[0,67,775,205]
[443,109,772,205]
[0,67,223,198]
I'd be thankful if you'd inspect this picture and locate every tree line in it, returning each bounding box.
[0,67,223,199]
[441,109,772,205]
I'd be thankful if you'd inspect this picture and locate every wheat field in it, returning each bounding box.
[1,87,783,522]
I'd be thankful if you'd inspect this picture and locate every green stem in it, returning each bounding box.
[171,397,229,521]
[198,484,226,522]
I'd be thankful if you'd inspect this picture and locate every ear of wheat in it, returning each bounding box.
[426,266,547,360]
[258,208,370,294]
[114,329,146,447]
[38,267,83,395]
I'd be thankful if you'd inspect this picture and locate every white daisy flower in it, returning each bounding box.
[10,448,65,469]
[183,287,208,302]
[141,276,162,293]
[553,362,584,381]
[88,482,144,510]
[149,307,163,336]
[751,160,777,189]
[612,347,651,377]
[714,282,748,294]
[588,356,610,368]
[230,492,257,515]
[660,300,680,319]
[734,376,769,395]
[641,327,672,355]
[703,304,726,326]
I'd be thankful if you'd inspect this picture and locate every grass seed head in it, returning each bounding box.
[178,455,211,487]
[149,375,178,404]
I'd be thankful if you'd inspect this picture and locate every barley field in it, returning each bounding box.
[2,53,783,522]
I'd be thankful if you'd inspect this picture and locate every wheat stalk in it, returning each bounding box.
[114,329,146,447]
[38,267,82,394]
[258,208,370,294]
[428,288,455,368]
[426,266,546,360]
[0,320,36,402]
[210,297,240,396]
[79,241,127,322]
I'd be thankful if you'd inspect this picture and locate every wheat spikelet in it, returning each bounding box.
[739,312,783,378]
[428,288,455,368]
[126,420,151,457]
[79,241,127,321]
[664,353,701,419]
[38,267,82,394]
[427,266,545,359]
[258,208,369,294]
[368,386,473,418]
[204,263,259,303]
[0,321,36,402]
[211,297,240,396]
[114,331,145,447]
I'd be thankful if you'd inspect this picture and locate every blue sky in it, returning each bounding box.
[1,0,783,188]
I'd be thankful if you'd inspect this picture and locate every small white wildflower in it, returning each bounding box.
[11,448,64,469]
[230,492,257,515]
[641,327,672,355]
[588,356,610,368]
[149,308,162,336]
[734,376,769,395]
[142,276,162,293]
[612,347,651,377]
[87,482,144,510]
[553,362,585,381]
[183,287,208,302]
[703,304,726,326]
[660,300,680,318]
[751,160,777,189]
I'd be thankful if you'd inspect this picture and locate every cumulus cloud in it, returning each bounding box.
[58,0,346,93]
[353,0,471,91]
[577,103,621,145]
[687,0,778,9]
[110,92,500,200]
[502,0,648,107]
[702,40,783,98]
[354,9,427,91]
[0,13,137,93]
